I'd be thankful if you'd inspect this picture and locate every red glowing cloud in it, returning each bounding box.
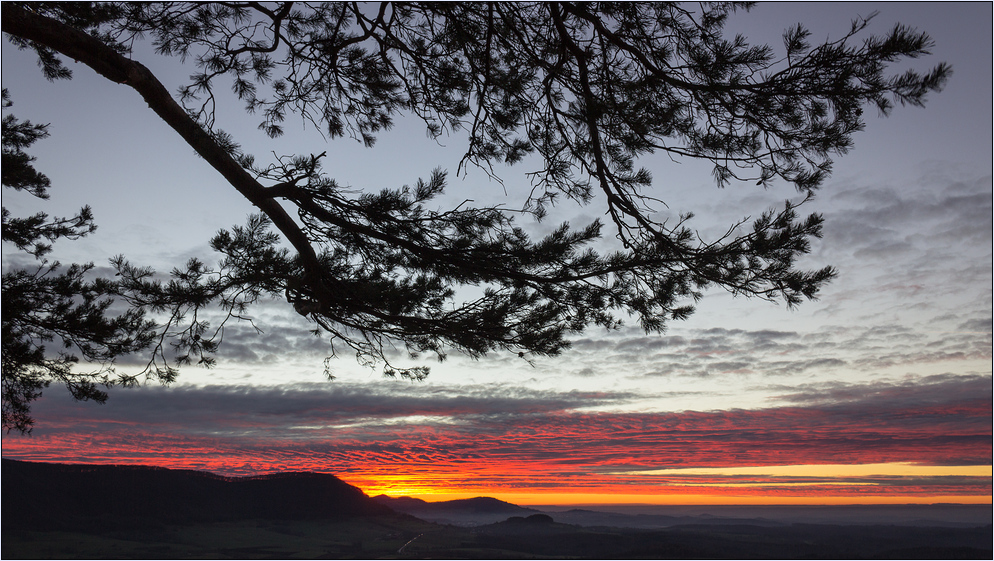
[3,375,990,503]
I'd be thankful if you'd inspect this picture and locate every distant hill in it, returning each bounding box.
[375,494,993,530]
[373,494,540,525]
[1,459,392,531]
[374,497,788,528]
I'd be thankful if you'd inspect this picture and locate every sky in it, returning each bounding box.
[2,3,991,506]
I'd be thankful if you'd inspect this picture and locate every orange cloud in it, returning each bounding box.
[3,377,990,504]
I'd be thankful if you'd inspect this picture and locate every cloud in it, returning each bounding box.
[553,304,992,387]
[818,171,992,303]
[824,172,992,249]
[957,317,993,333]
[5,374,989,498]
[19,381,638,435]
[549,319,988,390]
[768,373,992,408]
[211,318,333,363]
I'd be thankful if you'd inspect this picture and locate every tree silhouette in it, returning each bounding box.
[1,2,949,431]
[2,89,159,432]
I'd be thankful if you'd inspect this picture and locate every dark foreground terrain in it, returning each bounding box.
[3,459,991,559]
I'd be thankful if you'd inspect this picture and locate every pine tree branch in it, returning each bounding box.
[1,3,326,294]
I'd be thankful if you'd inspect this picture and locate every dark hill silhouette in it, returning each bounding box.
[505,513,555,524]
[425,496,535,515]
[2,459,391,531]
[373,494,539,525]
[371,494,431,510]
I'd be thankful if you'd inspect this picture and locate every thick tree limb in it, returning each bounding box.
[1,3,326,292]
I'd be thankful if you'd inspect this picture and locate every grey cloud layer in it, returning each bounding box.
[563,318,991,382]
[29,381,637,436]
[819,171,991,307]
[767,373,992,407]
